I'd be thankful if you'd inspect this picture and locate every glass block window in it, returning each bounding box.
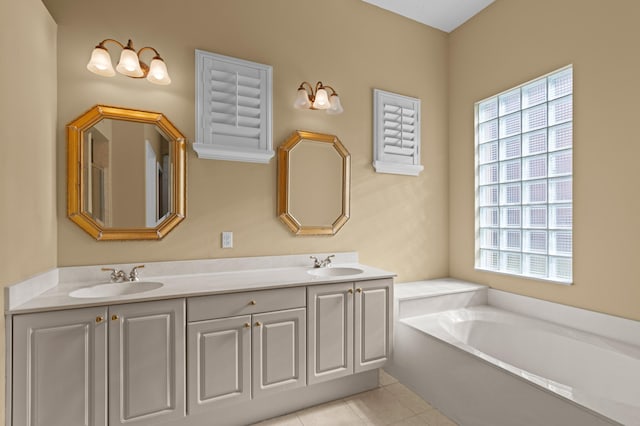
[475,66,573,283]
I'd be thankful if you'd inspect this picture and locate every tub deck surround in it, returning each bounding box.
[6,252,396,314]
[388,279,640,426]
[394,278,488,320]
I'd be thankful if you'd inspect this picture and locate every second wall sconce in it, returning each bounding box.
[86,38,172,85]
[293,81,344,114]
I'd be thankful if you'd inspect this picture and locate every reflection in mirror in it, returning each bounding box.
[67,105,186,240]
[278,131,350,235]
[83,120,171,228]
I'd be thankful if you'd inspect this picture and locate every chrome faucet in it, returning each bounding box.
[102,264,145,282]
[310,255,335,268]
[102,267,127,283]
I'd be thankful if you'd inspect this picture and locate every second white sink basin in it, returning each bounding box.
[69,282,164,298]
[307,267,364,277]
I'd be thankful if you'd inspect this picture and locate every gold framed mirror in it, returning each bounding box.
[67,105,186,240]
[277,130,350,235]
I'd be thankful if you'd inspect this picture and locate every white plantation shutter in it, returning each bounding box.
[194,50,274,163]
[373,89,423,176]
[475,66,573,284]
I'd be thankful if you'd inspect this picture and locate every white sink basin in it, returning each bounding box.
[307,267,364,277]
[69,282,164,298]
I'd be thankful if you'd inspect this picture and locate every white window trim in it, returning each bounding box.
[474,65,573,285]
[373,89,423,176]
[194,49,274,163]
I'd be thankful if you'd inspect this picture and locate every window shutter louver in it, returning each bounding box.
[194,50,274,163]
[373,89,423,176]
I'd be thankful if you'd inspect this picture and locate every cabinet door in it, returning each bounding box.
[307,282,353,385]
[109,299,185,426]
[13,306,108,426]
[252,308,306,398]
[354,279,392,373]
[187,315,251,413]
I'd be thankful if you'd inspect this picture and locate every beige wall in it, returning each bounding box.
[449,0,640,320]
[0,0,58,418]
[49,0,450,281]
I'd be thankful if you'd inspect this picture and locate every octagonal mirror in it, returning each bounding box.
[277,130,350,235]
[67,105,186,240]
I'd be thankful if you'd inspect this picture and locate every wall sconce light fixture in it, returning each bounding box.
[86,38,172,85]
[293,81,343,114]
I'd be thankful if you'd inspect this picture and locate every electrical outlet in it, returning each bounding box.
[221,231,233,248]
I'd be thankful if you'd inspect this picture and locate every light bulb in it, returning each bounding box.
[293,88,312,109]
[116,48,143,77]
[312,88,330,109]
[86,46,115,77]
[327,94,344,115]
[147,57,172,85]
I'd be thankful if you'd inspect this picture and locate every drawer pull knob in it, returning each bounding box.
[96,316,104,323]
[348,288,353,294]
[356,288,362,293]
[111,315,119,321]
[249,300,257,305]
[255,321,262,326]
[244,323,251,328]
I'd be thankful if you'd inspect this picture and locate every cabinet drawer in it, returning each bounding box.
[187,287,306,322]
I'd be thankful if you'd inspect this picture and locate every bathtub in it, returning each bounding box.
[386,280,640,426]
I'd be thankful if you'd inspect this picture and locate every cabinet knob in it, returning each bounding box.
[244,322,251,328]
[249,300,257,305]
[255,321,262,326]
[356,288,362,293]
[348,288,353,294]
[111,315,119,321]
[95,316,104,323]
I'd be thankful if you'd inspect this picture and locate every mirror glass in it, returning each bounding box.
[67,105,186,240]
[83,120,171,228]
[278,131,350,235]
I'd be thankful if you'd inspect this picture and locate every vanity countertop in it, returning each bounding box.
[7,253,395,314]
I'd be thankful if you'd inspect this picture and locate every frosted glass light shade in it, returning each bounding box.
[293,89,312,109]
[327,94,344,115]
[116,48,144,77]
[312,88,330,109]
[147,58,171,85]
[86,47,115,77]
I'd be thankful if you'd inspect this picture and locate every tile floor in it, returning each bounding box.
[252,370,458,426]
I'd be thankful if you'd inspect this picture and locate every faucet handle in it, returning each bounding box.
[102,267,120,282]
[310,256,321,268]
[129,265,145,282]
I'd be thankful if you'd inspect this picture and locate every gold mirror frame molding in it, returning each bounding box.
[277,130,351,235]
[67,105,186,240]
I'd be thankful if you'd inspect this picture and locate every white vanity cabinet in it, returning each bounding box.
[12,299,185,426]
[307,279,392,385]
[186,287,306,414]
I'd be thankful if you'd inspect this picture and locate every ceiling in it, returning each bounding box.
[362,0,495,33]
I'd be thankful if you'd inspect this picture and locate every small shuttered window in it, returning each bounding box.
[373,89,423,176]
[194,50,274,163]
[475,66,573,284]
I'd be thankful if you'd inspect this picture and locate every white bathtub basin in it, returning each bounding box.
[69,282,164,298]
